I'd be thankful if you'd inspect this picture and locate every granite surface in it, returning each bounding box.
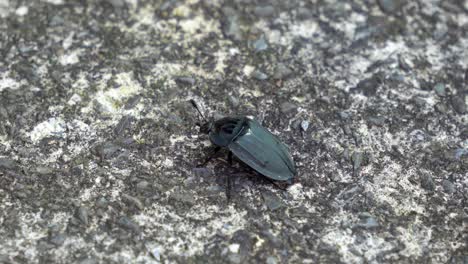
[0,0,467,263]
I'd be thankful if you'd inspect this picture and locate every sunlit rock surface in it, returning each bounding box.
[0,0,467,263]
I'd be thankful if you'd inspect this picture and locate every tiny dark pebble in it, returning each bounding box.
[354,76,380,96]
[175,76,195,86]
[420,173,435,191]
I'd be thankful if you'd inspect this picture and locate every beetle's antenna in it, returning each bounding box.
[189,99,208,122]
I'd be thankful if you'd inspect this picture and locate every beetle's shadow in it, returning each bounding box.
[199,149,283,200]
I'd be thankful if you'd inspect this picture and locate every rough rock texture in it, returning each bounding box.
[1,0,467,263]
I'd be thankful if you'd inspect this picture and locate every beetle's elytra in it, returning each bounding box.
[190,100,296,188]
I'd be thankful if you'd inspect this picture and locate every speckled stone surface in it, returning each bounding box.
[0,0,467,263]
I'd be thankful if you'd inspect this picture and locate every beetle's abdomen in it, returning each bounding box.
[227,119,296,181]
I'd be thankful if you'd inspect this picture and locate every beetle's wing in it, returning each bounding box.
[228,119,296,181]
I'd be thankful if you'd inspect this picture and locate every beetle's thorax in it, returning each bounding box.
[209,116,249,147]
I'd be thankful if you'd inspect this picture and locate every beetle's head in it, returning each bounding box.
[198,122,212,134]
[190,99,211,134]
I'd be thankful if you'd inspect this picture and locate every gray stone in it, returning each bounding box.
[420,174,436,191]
[114,115,133,136]
[442,180,455,194]
[378,0,402,13]
[253,70,268,81]
[367,117,385,126]
[136,180,149,191]
[175,76,196,86]
[77,258,98,264]
[434,83,446,97]
[262,191,284,211]
[451,96,466,114]
[252,36,268,52]
[122,194,144,210]
[280,102,297,114]
[117,216,140,233]
[273,63,293,79]
[96,197,108,208]
[35,166,54,175]
[0,158,16,170]
[49,234,66,246]
[254,6,275,17]
[352,152,363,172]
[266,256,278,264]
[76,207,89,226]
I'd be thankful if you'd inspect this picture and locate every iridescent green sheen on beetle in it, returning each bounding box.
[190,100,296,186]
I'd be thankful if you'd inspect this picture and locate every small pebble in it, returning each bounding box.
[49,234,66,247]
[136,180,149,191]
[273,63,293,79]
[76,207,89,225]
[122,194,144,210]
[280,102,297,114]
[420,173,435,191]
[451,96,466,114]
[253,70,268,81]
[262,191,284,211]
[434,83,445,97]
[254,6,275,17]
[442,180,455,194]
[300,120,309,132]
[175,76,195,86]
[378,0,401,13]
[252,36,268,52]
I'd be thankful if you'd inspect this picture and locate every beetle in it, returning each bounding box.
[190,100,296,199]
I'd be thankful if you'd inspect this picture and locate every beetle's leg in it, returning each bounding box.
[197,146,221,167]
[226,152,233,202]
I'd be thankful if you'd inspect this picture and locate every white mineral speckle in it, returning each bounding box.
[59,51,80,65]
[29,117,67,143]
[15,6,28,16]
[228,243,240,253]
[93,72,142,114]
[0,72,22,92]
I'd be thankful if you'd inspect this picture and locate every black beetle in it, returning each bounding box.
[190,100,296,198]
